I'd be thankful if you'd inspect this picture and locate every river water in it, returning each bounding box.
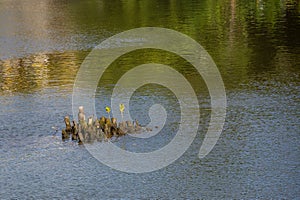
[0,0,299,199]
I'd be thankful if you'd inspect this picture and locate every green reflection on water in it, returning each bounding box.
[0,0,298,94]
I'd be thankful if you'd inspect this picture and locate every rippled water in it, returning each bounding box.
[0,0,299,199]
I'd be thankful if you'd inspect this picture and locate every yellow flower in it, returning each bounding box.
[119,104,125,113]
[105,106,111,113]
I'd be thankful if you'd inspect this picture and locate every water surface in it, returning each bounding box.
[0,0,299,199]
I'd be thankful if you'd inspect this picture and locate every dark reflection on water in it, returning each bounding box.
[0,0,299,199]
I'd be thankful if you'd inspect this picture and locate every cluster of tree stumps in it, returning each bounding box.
[62,106,151,144]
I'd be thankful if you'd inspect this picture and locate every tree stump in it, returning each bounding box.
[111,118,118,136]
[71,120,78,140]
[78,132,84,145]
[134,119,142,132]
[126,120,134,133]
[62,116,72,140]
[118,121,127,135]
[99,116,106,132]
[104,118,112,138]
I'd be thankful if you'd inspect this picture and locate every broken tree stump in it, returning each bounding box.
[62,116,72,140]
[71,120,78,140]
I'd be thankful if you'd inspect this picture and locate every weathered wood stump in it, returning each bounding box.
[99,116,105,132]
[71,120,78,140]
[104,117,112,138]
[86,116,95,143]
[62,116,72,140]
[77,106,87,144]
[111,118,118,136]
[134,119,142,132]
[126,120,135,133]
[61,106,153,144]
[78,106,85,122]
[78,132,84,145]
[118,121,127,136]
[94,119,104,141]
